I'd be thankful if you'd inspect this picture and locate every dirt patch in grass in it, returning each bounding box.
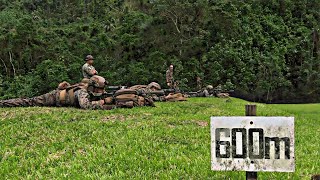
[167,120,208,128]
[47,150,66,162]
[168,124,176,128]
[77,148,87,156]
[101,115,133,122]
[194,120,208,127]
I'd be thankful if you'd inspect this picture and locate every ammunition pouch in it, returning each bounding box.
[129,85,148,90]
[58,82,86,106]
[165,93,187,102]
[114,89,137,97]
[114,89,154,108]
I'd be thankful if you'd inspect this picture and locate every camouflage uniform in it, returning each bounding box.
[188,85,230,98]
[189,85,215,97]
[196,77,202,90]
[0,88,105,109]
[166,69,174,88]
[0,76,111,110]
[0,90,59,107]
[131,82,166,102]
[145,82,166,102]
[82,63,98,79]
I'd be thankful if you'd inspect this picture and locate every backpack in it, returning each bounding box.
[58,82,87,106]
[114,89,155,108]
[165,93,187,102]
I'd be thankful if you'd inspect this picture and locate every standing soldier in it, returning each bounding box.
[196,76,202,90]
[82,55,98,83]
[166,64,174,88]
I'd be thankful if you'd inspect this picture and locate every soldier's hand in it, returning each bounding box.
[91,69,97,75]
[104,97,113,104]
[167,83,171,87]
[99,99,105,105]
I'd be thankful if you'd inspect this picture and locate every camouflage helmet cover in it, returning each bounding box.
[147,82,161,90]
[89,75,106,88]
[88,75,107,97]
[206,85,213,90]
[85,55,94,61]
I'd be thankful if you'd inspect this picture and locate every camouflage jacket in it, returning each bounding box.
[72,89,104,109]
[0,88,105,110]
[82,63,98,79]
[166,69,173,83]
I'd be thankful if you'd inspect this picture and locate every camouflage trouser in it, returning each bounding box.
[152,95,166,102]
[0,90,59,107]
[189,90,209,97]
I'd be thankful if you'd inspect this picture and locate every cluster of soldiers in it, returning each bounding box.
[165,64,230,98]
[0,55,229,110]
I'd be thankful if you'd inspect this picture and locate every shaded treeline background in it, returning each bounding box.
[0,0,319,103]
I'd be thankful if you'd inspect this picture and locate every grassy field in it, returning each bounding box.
[0,98,319,179]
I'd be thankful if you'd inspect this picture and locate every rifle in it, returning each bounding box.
[186,89,234,97]
[162,88,182,95]
[103,85,127,97]
[186,91,198,96]
[148,90,165,96]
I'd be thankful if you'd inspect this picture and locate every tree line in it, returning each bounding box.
[0,0,319,103]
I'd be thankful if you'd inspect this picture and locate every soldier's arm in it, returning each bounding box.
[84,66,97,76]
[93,68,98,75]
[77,89,104,109]
[89,67,98,75]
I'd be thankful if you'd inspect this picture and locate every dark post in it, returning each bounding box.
[245,105,257,180]
[245,105,256,116]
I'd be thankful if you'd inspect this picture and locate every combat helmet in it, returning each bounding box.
[85,55,94,61]
[147,82,161,90]
[206,85,213,90]
[87,75,107,97]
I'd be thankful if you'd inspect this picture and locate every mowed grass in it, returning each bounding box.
[0,98,319,179]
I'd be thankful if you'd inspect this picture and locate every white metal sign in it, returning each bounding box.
[210,117,295,172]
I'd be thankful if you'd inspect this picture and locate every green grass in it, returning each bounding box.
[0,98,319,179]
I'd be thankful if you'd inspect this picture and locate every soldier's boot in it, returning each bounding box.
[116,101,134,108]
[144,97,155,107]
[102,105,117,110]
[311,174,320,180]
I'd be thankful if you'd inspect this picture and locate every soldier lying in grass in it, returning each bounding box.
[129,82,187,102]
[0,75,155,109]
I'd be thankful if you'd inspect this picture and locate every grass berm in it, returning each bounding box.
[0,98,319,179]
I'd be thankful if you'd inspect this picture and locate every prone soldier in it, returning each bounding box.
[0,76,156,109]
[0,75,114,110]
[130,82,187,102]
[188,84,230,98]
[130,82,166,102]
[189,85,215,97]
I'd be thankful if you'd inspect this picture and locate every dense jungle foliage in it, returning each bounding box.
[0,0,319,103]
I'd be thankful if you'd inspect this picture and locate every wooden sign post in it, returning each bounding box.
[210,105,295,179]
[245,105,257,180]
